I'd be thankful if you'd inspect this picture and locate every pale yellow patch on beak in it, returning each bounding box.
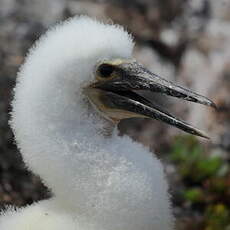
[84,87,146,124]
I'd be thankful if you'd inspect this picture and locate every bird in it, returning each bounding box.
[0,16,215,230]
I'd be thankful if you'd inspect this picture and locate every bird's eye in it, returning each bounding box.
[97,64,115,78]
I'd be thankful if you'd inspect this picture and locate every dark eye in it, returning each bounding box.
[98,64,115,78]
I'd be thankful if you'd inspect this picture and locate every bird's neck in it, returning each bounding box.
[13,83,117,210]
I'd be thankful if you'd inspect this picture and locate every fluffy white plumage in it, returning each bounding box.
[0,16,173,230]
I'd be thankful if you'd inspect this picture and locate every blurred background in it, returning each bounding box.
[0,0,229,229]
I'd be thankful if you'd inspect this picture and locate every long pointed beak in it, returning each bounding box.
[89,61,216,139]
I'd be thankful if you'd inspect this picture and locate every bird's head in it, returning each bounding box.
[84,58,216,138]
[13,16,216,141]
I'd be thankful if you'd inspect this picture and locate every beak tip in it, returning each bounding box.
[196,131,210,140]
[210,101,218,110]
[203,135,211,140]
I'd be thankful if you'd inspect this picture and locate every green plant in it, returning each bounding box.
[169,135,230,230]
[170,136,223,182]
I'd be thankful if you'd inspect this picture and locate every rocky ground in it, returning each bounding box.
[0,0,229,229]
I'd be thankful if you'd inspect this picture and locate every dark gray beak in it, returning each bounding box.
[91,61,216,139]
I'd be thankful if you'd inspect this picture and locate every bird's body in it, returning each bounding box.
[0,16,215,230]
[0,199,78,230]
[0,135,171,230]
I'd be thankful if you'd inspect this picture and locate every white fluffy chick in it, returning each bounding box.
[0,16,215,230]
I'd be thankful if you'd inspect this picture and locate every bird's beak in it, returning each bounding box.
[85,60,216,139]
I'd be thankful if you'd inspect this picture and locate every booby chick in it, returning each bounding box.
[0,16,215,230]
